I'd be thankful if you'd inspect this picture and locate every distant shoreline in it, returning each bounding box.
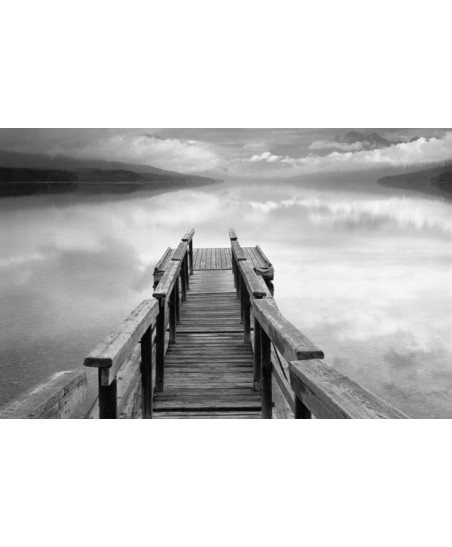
[0,178,222,199]
[378,165,452,199]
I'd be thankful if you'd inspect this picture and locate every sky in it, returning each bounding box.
[0,128,451,179]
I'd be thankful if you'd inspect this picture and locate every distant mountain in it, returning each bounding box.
[0,149,191,177]
[337,131,393,149]
[378,162,452,198]
[0,150,221,197]
[334,131,420,151]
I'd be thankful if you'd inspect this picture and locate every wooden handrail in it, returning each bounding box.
[182,228,195,243]
[237,259,270,298]
[151,229,195,395]
[84,299,159,418]
[84,300,158,381]
[252,298,324,362]
[153,260,182,298]
[228,227,238,241]
[0,370,87,419]
[172,240,188,262]
[289,360,409,419]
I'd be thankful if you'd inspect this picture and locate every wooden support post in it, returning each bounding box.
[155,298,165,392]
[140,326,153,419]
[185,255,190,291]
[169,288,177,343]
[98,370,117,419]
[240,277,245,324]
[175,278,181,324]
[295,396,312,419]
[189,240,194,275]
[232,255,237,289]
[261,329,273,419]
[244,290,251,344]
[253,318,262,391]
[180,261,187,301]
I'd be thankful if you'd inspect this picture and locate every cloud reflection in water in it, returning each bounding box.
[0,181,451,417]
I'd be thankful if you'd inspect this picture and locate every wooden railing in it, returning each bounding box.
[84,299,159,418]
[228,228,407,419]
[0,369,87,419]
[84,229,195,418]
[153,229,194,392]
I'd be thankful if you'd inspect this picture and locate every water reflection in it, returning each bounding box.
[0,180,451,417]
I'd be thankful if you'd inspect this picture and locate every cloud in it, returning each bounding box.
[308,140,367,152]
[239,132,452,177]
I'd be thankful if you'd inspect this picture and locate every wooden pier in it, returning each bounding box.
[0,228,408,419]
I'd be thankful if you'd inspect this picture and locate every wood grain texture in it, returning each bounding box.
[84,300,159,386]
[289,360,409,419]
[253,298,324,362]
[181,228,195,243]
[237,259,271,298]
[153,268,261,418]
[0,369,87,419]
[172,240,188,262]
[228,228,238,241]
[153,260,182,298]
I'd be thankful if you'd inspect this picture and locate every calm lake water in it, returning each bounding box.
[0,179,451,417]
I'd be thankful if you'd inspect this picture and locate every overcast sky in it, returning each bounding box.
[0,128,451,178]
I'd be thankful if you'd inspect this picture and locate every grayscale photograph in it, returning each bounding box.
[0,128,450,419]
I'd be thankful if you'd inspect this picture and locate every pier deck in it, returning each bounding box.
[154,269,261,418]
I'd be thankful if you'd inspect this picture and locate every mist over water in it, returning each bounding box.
[0,179,451,417]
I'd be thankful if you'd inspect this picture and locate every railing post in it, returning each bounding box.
[155,298,166,392]
[294,396,311,419]
[180,261,187,301]
[253,318,262,391]
[98,370,117,419]
[189,239,194,275]
[169,288,177,343]
[175,278,181,324]
[141,325,153,419]
[240,276,244,323]
[244,290,251,344]
[261,329,272,419]
[185,255,190,290]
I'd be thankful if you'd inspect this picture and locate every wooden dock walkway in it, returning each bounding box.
[153,267,261,418]
[0,228,409,419]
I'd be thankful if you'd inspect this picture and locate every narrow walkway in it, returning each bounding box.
[153,265,261,418]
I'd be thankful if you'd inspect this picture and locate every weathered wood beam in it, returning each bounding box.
[153,260,182,299]
[238,259,272,298]
[84,300,159,386]
[181,228,195,243]
[172,240,188,262]
[289,360,409,419]
[252,298,324,362]
[228,227,238,241]
[0,370,87,419]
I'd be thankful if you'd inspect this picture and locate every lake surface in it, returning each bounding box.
[0,179,451,417]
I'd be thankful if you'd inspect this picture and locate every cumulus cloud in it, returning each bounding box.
[308,140,366,152]
[55,133,225,174]
[239,132,452,177]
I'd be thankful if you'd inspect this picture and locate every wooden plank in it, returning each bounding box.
[172,241,188,262]
[253,298,324,362]
[289,360,409,419]
[237,259,270,298]
[0,370,87,419]
[84,300,159,386]
[231,240,247,262]
[153,260,182,298]
[181,228,195,243]
[154,247,172,271]
[229,227,238,241]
